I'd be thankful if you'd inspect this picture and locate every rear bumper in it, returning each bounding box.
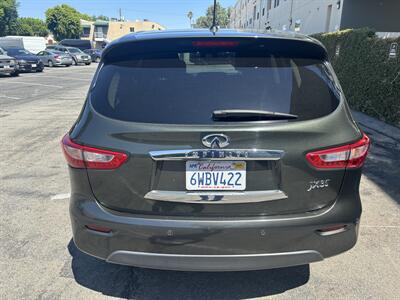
[18,62,43,72]
[0,65,18,73]
[76,57,91,63]
[70,190,361,271]
[55,59,73,66]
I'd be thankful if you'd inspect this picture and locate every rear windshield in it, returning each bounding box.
[91,38,341,124]
[68,48,81,54]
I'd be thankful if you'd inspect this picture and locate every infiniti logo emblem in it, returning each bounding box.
[202,134,230,148]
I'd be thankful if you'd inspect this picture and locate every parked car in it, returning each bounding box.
[0,36,46,54]
[46,45,91,65]
[83,49,102,63]
[45,45,57,51]
[37,50,73,67]
[61,30,370,272]
[0,47,19,76]
[4,48,43,72]
[59,39,93,51]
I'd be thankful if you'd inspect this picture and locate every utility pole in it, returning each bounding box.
[187,11,193,28]
[289,0,294,30]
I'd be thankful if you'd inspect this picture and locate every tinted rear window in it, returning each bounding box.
[91,38,340,124]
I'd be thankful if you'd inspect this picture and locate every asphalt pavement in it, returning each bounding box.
[0,65,399,299]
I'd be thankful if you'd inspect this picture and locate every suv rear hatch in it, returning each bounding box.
[72,35,361,217]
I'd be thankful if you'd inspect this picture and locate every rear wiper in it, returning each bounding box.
[212,109,298,121]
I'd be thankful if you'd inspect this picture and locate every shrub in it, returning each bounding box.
[313,28,400,127]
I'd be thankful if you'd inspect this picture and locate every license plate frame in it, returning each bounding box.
[185,161,246,191]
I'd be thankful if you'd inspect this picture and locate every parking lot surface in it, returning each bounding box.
[0,66,399,299]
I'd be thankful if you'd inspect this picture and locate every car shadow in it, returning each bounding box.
[361,127,400,205]
[68,240,310,299]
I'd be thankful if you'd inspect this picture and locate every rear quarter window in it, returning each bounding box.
[91,38,341,124]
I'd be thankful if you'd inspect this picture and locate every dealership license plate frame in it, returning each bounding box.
[185,160,246,191]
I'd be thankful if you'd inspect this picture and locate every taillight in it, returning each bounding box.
[54,55,60,59]
[306,133,370,169]
[61,134,127,169]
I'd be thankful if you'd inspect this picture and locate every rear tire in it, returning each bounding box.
[10,71,19,77]
[48,60,54,67]
[95,57,100,63]
[85,62,91,65]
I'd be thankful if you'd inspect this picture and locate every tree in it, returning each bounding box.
[194,2,230,29]
[0,0,19,36]
[78,12,93,21]
[45,4,82,41]
[16,17,48,37]
[94,15,109,21]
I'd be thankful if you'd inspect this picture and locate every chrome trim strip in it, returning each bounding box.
[144,190,287,204]
[149,149,284,161]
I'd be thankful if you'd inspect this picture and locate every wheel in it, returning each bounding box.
[37,68,43,72]
[95,57,100,63]
[48,60,54,67]
[85,62,91,65]
[10,71,19,77]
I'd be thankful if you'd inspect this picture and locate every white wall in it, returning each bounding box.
[230,0,344,34]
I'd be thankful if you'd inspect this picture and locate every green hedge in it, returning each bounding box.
[312,28,400,127]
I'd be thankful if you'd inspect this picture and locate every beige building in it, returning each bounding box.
[81,19,165,48]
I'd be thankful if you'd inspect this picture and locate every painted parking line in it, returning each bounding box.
[361,225,400,228]
[33,75,92,82]
[3,81,63,88]
[0,94,21,100]
[51,193,70,200]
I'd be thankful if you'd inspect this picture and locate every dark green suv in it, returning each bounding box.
[62,30,370,271]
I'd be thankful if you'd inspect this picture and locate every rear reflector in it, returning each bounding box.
[316,224,348,236]
[85,224,112,233]
[306,133,370,169]
[61,134,127,169]
[192,41,240,47]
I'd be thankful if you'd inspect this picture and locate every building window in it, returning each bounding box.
[130,27,135,32]
[267,0,272,10]
[262,8,265,16]
[274,0,280,8]
[253,6,256,20]
[81,27,90,37]
[257,12,260,20]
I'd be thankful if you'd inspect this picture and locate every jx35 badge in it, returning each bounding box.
[307,179,330,192]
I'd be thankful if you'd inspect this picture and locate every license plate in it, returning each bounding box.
[31,64,37,67]
[3,65,10,69]
[186,161,246,191]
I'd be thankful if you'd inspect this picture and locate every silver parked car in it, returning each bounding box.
[0,47,19,76]
[37,50,73,67]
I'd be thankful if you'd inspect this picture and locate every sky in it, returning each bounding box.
[18,0,235,29]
